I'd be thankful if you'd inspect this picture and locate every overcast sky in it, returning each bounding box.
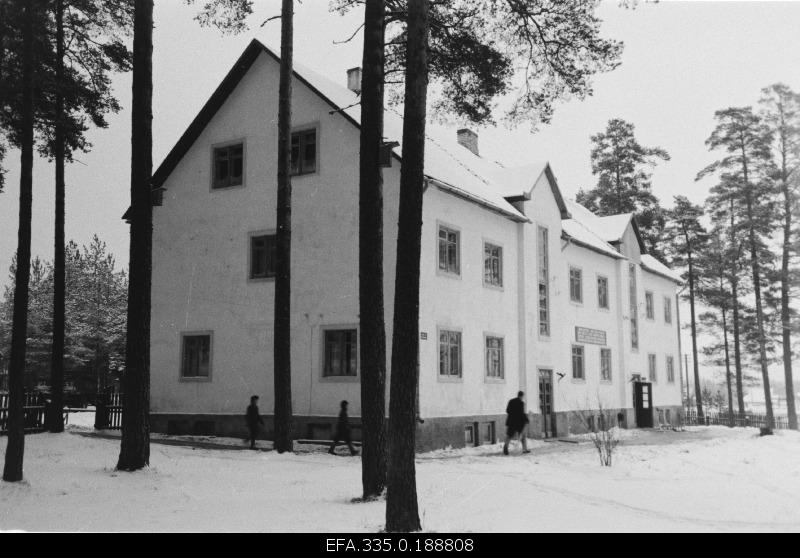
[1,0,799,382]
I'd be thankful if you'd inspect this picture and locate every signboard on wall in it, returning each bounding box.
[575,326,607,346]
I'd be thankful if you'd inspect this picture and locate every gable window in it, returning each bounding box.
[664,296,672,324]
[538,226,550,336]
[600,348,612,382]
[645,291,655,320]
[666,355,675,383]
[629,264,639,350]
[597,275,609,309]
[290,128,317,176]
[485,336,504,379]
[438,226,460,275]
[569,267,583,303]
[439,329,462,377]
[323,329,358,377]
[648,353,657,382]
[250,234,276,280]
[213,143,243,189]
[572,345,585,380]
[484,243,503,287]
[181,334,211,379]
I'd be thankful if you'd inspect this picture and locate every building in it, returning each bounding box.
[147,40,683,450]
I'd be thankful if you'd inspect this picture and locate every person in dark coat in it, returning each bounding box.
[504,391,530,455]
[329,400,359,456]
[246,395,264,450]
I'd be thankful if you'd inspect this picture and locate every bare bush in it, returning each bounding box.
[575,398,620,467]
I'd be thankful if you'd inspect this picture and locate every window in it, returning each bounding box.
[213,143,243,189]
[601,348,612,382]
[323,329,358,377]
[464,424,475,446]
[569,267,583,303]
[439,329,462,377]
[629,264,639,350]
[438,226,460,275]
[250,234,276,279]
[572,345,585,380]
[645,291,655,320]
[664,296,672,324]
[648,353,657,382]
[181,334,211,379]
[538,227,550,336]
[483,243,503,287]
[597,275,609,309]
[485,336,504,379]
[666,355,675,383]
[480,422,495,445]
[290,129,317,176]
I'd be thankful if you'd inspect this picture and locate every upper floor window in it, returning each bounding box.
[291,129,317,176]
[250,234,276,280]
[569,267,583,303]
[538,226,550,337]
[213,143,243,189]
[664,296,672,324]
[181,334,211,379]
[323,329,358,377]
[629,264,639,350]
[485,336,504,379]
[484,243,503,287]
[572,345,585,380]
[645,291,655,320]
[597,275,609,309]
[439,329,462,378]
[438,226,460,275]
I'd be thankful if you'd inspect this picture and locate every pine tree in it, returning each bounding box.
[664,196,708,419]
[699,107,778,433]
[576,118,670,259]
[759,83,800,430]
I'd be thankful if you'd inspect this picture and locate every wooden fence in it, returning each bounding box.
[684,410,791,430]
[94,391,123,430]
[0,392,47,435]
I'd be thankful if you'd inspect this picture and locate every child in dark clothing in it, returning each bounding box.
[246,395,264,449]
[329,400,358,456]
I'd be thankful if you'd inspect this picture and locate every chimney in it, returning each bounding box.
[347,67,362,94]
[457,128,479,156]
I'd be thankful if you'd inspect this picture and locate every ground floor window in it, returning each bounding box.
[485,336,504,379]
[572,345,585,380]
[324,329,358,377]
[181,334,211,379]
[648,353,657,382]
[439,329,462,378]
[666,355,675,383]
[600,348,612,382]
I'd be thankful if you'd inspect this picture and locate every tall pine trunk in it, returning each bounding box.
[685,228,703,418]
[721,300,734,427]
[386,0,427,533]
[273,0,294,454]
[358,0,387,500]
[3,0,38,483]
[48,0,65,434]
[779,155,797,429]
[117,0,153,471]
[729,202,745,414]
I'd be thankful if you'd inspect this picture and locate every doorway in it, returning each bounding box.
[538,369,556,438]
[634,381,653,428]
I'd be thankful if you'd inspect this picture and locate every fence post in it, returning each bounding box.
[94,393,107,430]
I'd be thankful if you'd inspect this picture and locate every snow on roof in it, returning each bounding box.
[562,200,623,258]
[595,214,635,243]
[285,44,530,222]
[641,254,682,283]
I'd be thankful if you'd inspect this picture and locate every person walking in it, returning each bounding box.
[329,400,359,456]
[504,391,530,455]
[246,395,264,450]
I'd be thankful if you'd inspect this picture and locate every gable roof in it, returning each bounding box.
[562,200,624,259]
[150,39,548,223]
[641,254,682,283]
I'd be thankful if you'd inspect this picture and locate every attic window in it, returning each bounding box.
[213,143,244,189]
[291,129,317,176]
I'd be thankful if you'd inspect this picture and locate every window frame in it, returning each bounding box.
[437,223,461,278]
[248,231,277,282]
[179,331,213,382]
[597,274,609,310]
[629,264,639,351]
[648,353,658,383]
[569,266,583,304]
[482,241,504,288]
[484,334,505,381]
[210,139,246,191]
[290,124,319,177]
[600,347,612,382]
[437,326,463,381]
[321,326,360,381]
[571,344,585,381]
[537,225,551,338]
[664,296,672,324]
[645,291,655,320]
[666,355,675,383]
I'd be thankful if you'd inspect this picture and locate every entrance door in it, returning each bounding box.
[634,381,653,428]
[538,369,556,438]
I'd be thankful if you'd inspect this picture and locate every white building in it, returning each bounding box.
[147,40,683,450]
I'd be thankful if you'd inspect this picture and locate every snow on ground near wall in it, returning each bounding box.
[1,426,799,532]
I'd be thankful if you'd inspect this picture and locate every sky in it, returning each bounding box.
[1,0,799,382]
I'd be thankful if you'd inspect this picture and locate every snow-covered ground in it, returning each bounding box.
[1,424,799,532]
